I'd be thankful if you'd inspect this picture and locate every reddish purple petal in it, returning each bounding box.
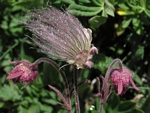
[7,71,23,79]
[129,78,139,91]
[118,80,123,95]
[111,67,139,95]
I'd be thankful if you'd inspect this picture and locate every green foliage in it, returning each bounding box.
[116,0,150,35]
[89,16,107,29]
[62,0,115,29]
[0,0,150,113]
[66,0,115,17]
[104,93,144,113]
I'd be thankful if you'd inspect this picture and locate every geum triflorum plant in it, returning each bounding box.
[7,7,98,113]
[6,7,139,113]
[95,59,139,113]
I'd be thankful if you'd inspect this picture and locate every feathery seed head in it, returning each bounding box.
[24,7,98,69]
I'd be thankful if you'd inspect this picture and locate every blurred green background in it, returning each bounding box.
[0,0,150,113]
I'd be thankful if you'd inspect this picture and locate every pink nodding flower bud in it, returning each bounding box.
[110,68,139,95]
[23,7,98,69]
[7,60,38,89]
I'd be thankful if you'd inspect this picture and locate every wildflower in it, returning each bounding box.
[110,67,139,95]
[7,60,38,89]
[24,7,98,69]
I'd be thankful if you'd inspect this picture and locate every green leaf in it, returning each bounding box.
[0,84,21,101]
[132,71,143,85]
[61,0,74,4]
[118,101,136,111]
[135,45,144,59]
[140,14,150,25]
[69,3,101,12]
[132,18,144,35]
[144,9,150,17]
[118,3,130,10]
[78,0,91,4]
[28,104,41,112]
[95,98,100,112]
[0,39,18,61]
[94,53,113,74]
[20,40,34,61]
[122,18,132,28]
[107,93,120,113]
[49,91,57,99]
[78,82,92,98]
[0,103,4,108]
[141,94,150,113]
[102,10,108,17]
[91,110,96,113]
[42,62,60,86]
[104,0,115,17]
[132,109,145,113]
[108,93,120,109]
[42,98,57,105]
[89,15,107,28]
[91,0,104,6]
[68,3,102,16]
[18,105,28,113]
[40,104,53,112]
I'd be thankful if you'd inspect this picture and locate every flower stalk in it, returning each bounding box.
[32,57,71,106]
[105,58,123,81]
[33,58,72,112]
[73,66,80,113]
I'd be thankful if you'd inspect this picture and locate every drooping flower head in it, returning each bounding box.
[24,7,98,69]
[110,67,139,95]
[7,60,38,89]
